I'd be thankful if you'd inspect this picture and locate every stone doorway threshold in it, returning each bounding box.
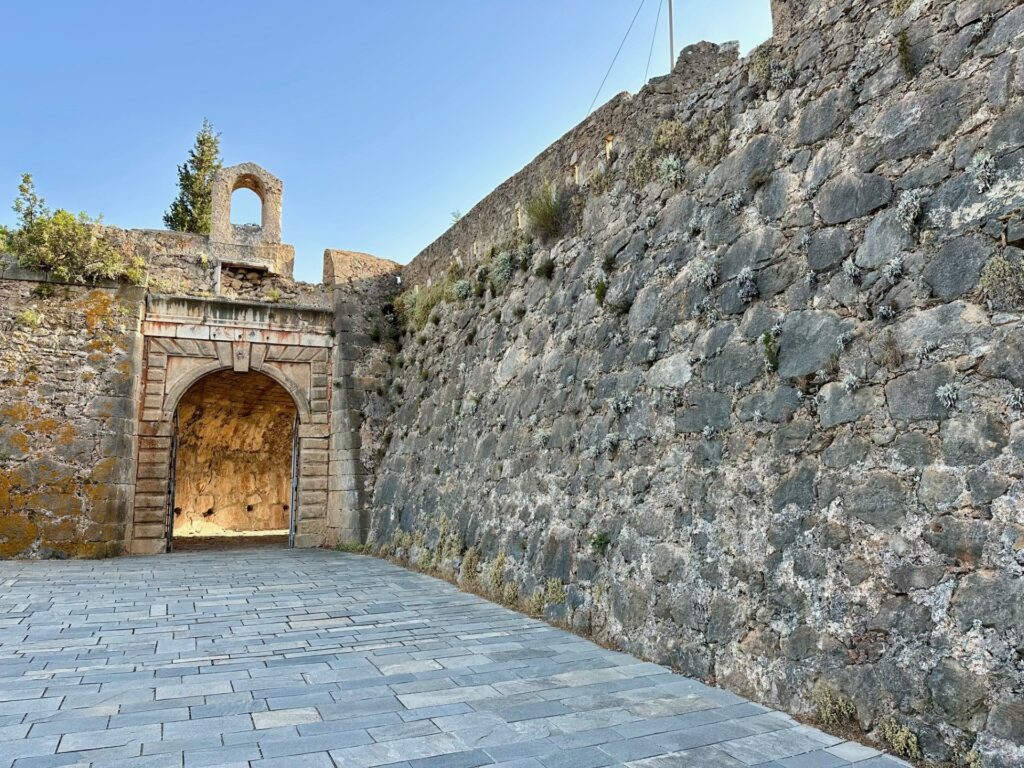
[170,532,290,552]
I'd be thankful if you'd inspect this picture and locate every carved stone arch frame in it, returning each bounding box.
[126,296,335,555]
[162,361,313,425]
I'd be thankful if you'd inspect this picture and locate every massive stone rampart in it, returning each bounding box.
[369,0,1024,763]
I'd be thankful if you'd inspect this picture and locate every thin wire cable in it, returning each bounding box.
[587,0,647,117]
[643,0,665,85]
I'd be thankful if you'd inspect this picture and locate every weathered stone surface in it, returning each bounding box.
[818,383,882,428]
[845,472,908,529]
[675,390,732,433]
[646,354,693,389]
[927,660,989,729]
[885,364,956,422]
[950,571,1024,634]
[979,327,1024,386]
[924,515,988,565]
[807,228,852,270]
[772,462,817,512]
[709,134,781,195]
[778,311,853,378]
[855,210,915,269]
[891,564,946,593]
[941,413,1008,466]
[815,172,892,224]
[738,386,801,423]
[922,236,992,300]
[917,467,963,511]
[795,89,848,146]
[823,431,869,467]
[988,702,1024,743]
[863,82,974,163]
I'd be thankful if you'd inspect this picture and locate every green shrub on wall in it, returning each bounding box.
[4,174,144,284]
[526,181,568,242]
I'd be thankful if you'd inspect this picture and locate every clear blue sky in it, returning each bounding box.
[1,1,772,283]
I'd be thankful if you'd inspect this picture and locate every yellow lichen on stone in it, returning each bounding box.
[0,514,38,558]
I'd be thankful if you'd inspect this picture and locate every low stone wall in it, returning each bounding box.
[0,274,144,558]
[368,0,1024,764]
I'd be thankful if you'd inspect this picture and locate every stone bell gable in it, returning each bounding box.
[209,162,295,277]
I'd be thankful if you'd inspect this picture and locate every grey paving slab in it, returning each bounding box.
[0,549,906,768]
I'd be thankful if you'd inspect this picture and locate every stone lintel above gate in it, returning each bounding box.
[143,295,334,343]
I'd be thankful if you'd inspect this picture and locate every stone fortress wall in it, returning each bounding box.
[0,0,1022,762]
[367,0,1024,764]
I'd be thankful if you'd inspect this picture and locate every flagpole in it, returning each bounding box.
[668,0,675,70]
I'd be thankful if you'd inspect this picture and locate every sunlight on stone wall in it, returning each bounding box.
[173,370,295,536]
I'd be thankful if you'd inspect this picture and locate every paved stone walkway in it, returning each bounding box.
[0,550,909,768]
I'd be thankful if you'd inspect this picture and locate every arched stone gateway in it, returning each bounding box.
[170,369,299,545]
[117,162,399,555]
[126,294,338,554]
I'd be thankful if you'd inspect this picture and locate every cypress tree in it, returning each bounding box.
[163,119,222,234]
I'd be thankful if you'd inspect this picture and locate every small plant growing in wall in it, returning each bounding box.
[843,257,863,285]
[936,382,961,410]
[534,256,555,280]
[15,308,43,329]
[336,541,368,554]
[761,332,779,374]
[967,152,997,193]
[489,251,516,294]
[657,154,684,188]
[727,192,745,215]
[695,257,719,291]
[897,30,915,78]
[526,181,568,242]
[737,267,758,304]
[595,279,608,306]
[459,546,480,587]
[1007,388,1024,413]
[883,255,905,286]
[878,331,904,369]
[980,253,1024,310]
[881,718,922,761]
[813,687,857,728]
[591,531,612,556]
[895,189,925,232]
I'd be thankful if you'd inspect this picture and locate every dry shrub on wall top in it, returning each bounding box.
[4,174,144,285]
